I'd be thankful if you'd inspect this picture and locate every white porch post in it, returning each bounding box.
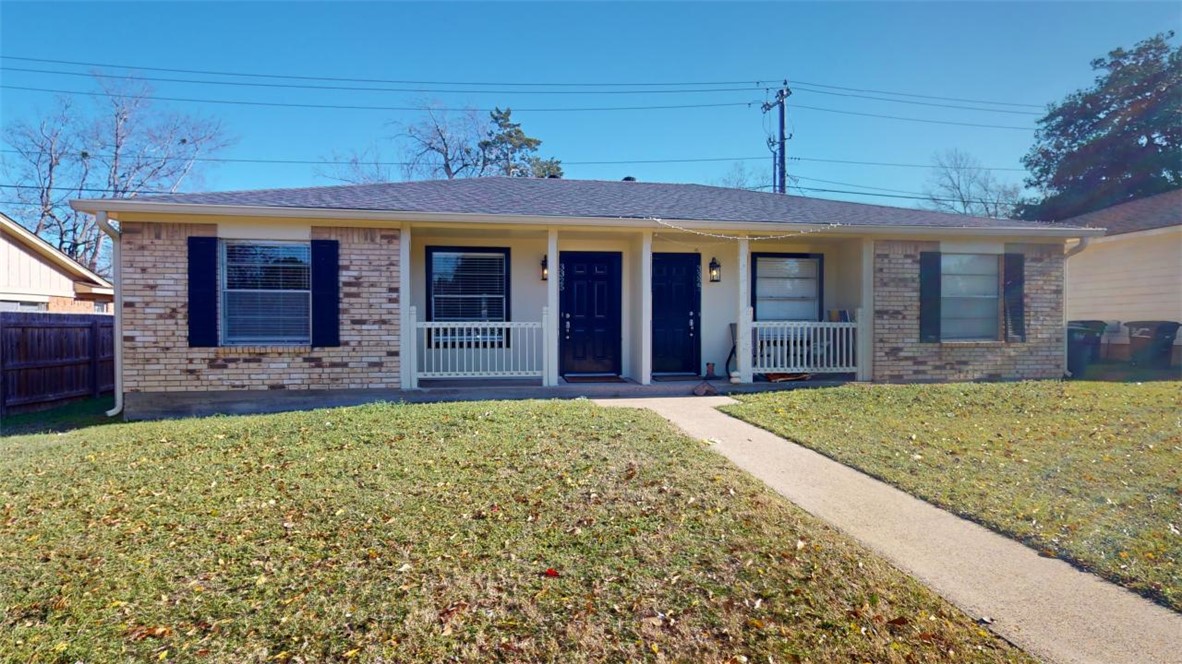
[639,230,653,385]
[545,228,560,386]
[858,238,875,382]
[737,237,753,383]
[399,224,417,390]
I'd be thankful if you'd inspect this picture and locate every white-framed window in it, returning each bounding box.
[940,253,1001,341]
[221,241,311,345]
[752,254,822,321]
[426,247,509,345]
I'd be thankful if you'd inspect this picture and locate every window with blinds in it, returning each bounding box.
[940,253,1000,340]
[221,242,311,345]
[753,255,821,321]
[427,247,509,344]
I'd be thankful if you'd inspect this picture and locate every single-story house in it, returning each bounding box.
[1,212,114,313]
[71,178,1101,419]
[1063,190,1182,364]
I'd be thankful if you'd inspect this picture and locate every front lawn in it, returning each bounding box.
[0,400,1028,662]
[723,381,1182,611]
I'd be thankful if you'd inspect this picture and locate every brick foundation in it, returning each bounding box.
[47,295,105,314]
[120,222,400,403]
[872,240,1065,382]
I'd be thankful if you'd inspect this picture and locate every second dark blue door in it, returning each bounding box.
[652,253,701,374]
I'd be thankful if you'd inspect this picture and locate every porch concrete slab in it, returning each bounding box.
[594,396,1182,664]
[122,378,852,420]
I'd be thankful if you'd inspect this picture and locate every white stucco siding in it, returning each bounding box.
[1067,227,1182,344]
[0,228,76,300]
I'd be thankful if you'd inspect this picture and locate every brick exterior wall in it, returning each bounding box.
[47,296,105,314]
[872,240,1065,382]
[120,221,400,396]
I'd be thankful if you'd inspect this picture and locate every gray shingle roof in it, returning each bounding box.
[1058,189,1182,236]
[133,177,1063,230]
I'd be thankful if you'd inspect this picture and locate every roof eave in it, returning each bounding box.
[69,199,1103,239]
[1,212,113,287]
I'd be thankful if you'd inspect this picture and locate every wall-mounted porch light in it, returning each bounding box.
[708,257,721,283]
[541,255,549,281]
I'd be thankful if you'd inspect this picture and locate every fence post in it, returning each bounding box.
[404,306,418,390]
[855,307,870,381]
[541,307,550,384]
[89,319,101,398]
[0,314,6,418]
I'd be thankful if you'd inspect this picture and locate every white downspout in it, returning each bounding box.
[95,211,123,417]
[1064,236,1090,259]
[1062,237,1091,377]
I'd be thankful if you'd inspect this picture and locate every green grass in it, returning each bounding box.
[723,381,1182,611]
[0,400,1029,662]
[0,396,117,437]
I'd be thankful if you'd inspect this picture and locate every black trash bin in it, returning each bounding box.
[1124,321,1181,368]
[1066,322,1103,377]
[1069,320,1109,363]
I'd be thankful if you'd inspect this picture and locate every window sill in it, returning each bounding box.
[216,345,313,356]
[939,340,1006,347]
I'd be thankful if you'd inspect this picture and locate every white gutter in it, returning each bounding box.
[95,211,123,417]
[69,199,1106,240]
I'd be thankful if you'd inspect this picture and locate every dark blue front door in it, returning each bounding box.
[652,253,701,374]
[560,252,622,375]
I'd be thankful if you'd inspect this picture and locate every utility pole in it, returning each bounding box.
[761,81,792,193]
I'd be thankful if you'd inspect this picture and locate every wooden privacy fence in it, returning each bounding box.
[0,312,114,416]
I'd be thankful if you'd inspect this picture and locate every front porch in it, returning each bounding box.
[400,224,873,389]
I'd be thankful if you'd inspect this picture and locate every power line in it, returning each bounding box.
[791,84,1041,116]
[791,103,1033,130]
[1,66,762,97]
[0,84,751,113]
[1,83,1036,129]
[0,148,1028,171]
[1,54,1043,109]
[790,78,1044,109]
[792,155,1026,172]
[2,65,1044,117]
[0,55,769,88]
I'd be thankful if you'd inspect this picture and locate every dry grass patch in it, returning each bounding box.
[1,399,1029,662]
[724,381,1182,611]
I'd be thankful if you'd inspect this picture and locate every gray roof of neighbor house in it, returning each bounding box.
[1059,190,1182,236]
[79,177,1085,231]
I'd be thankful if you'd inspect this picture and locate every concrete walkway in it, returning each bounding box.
[596,396,1182,664]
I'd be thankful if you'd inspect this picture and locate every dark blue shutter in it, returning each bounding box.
[1003,253,1026,342]
[918,251,941,343]
[187,237,219,347]
[310,239,340,347]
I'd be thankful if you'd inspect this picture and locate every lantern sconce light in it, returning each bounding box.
[708,257,721,283]
[541,255,549,281]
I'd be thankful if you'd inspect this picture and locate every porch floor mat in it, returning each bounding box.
[651,374,704,382]
[563,375,628,384]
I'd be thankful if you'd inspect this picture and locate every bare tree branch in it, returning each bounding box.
[1,76,233,272]
[923,149,1021,219]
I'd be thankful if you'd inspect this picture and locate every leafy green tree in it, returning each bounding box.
[479,108,563,178]
[1018,32,1181,220]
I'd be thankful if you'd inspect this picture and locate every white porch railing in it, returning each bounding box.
[411,306,547,379]
[750,318,859,374]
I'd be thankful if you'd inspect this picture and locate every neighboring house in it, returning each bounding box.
[71,178,1100,419]
[0,212,113,313]
[1063,190,1182,363]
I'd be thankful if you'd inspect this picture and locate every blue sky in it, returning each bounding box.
[1,1,1177,207]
